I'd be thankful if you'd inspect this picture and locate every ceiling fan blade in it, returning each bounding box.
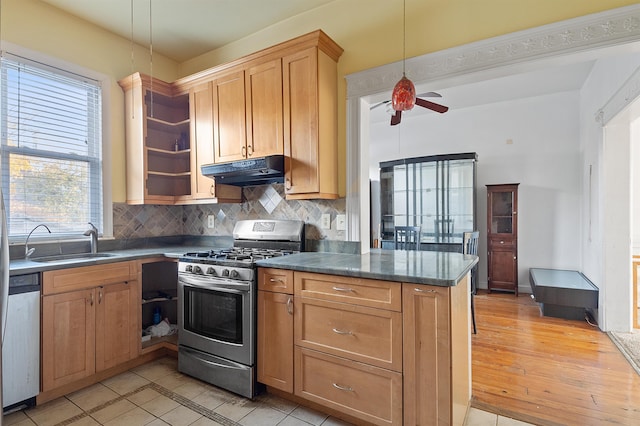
[417,91,442,98]
[370,100,389,110]
[415,97,449,113]
[390,110,402,125]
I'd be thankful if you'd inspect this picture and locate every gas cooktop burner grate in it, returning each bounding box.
[183,247,297,263]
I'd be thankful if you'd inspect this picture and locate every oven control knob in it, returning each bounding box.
[222,269,230,277]
[206,267,216,275]
[230,270,240,279]
[185,265,193,272]
[194,265,203,274]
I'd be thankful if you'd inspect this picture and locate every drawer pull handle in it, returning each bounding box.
[332,286,354,293]
[332,328,353,336]
[269,278,283,283]
[332,383,354,392]
[286,297,293,315]
[414,287,436,293]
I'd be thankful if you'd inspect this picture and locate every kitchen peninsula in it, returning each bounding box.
[256,250,477,426]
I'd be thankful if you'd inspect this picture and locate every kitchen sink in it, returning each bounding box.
[31,253,117,263]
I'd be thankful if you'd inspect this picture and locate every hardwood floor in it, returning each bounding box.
[471,291,640,425]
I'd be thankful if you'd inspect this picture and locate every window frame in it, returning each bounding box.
[0,43,112,244]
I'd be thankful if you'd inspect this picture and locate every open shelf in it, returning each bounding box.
[142,289,177,304]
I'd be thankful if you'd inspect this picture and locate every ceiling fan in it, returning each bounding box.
[371,90,449,125]
[385,0,449,126]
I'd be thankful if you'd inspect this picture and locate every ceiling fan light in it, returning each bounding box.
[391,76,416,111]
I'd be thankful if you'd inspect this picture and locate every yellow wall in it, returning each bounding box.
[3,0,638,202]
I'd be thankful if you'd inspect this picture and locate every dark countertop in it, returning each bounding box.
[256,249,479,286]
[8,246,213,275]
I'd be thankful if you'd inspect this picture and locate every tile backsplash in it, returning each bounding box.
[113,184,346,241]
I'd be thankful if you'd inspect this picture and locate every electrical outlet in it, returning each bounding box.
[336,214,346,231]
[207,215,215,229]
[321,213,331,229]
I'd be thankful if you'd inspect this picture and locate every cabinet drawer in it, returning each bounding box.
[258,268,294,293]
[488,237,515,249]
[294,272,401,311]
[295,347,402,426]
[43,261,137,295]
[295,297,402,371]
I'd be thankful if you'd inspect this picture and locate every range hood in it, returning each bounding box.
[201,155,285,187]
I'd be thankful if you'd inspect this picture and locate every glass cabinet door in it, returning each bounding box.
[488,187,517,235]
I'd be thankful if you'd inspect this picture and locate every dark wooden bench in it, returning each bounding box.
[529,268,598,320]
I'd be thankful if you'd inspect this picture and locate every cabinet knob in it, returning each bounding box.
[88,292,94,306]
[209,185,215,196]
[247,145,253,156]
[269,277,284,283]
[242,145,247,157]
[285,178,292,190]
[332,328,353,336]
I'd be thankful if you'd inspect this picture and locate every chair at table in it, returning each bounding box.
[463,231,480,334]
[435,218,454,241]
[394,226,421,251]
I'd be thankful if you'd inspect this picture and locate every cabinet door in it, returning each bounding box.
[190,82,216,199]
[488,246,518,292]
[213,69,247,163]
[403,284,450,426]
[257,290,294,392]
[283,47,319,195]
[95,281,139,371]
[245,59,283,158]
[42,289,96,392]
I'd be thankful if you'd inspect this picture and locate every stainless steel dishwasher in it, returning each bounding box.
[2,273,39,411]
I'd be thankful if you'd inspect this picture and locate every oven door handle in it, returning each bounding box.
[178,274,251,293]
[181,347,249,371]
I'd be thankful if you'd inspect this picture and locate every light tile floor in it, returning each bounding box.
[3,357,535,426]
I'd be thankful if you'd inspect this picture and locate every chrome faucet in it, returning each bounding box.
[83,222,98,254]
[25,223,52,259]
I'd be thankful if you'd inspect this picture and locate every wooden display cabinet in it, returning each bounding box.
[487,183,519,295]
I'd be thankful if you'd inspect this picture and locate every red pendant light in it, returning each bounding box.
[392,75,416,111]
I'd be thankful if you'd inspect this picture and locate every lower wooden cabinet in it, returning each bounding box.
[257,268,294,392]
[403,279,471,426]
[256,268,472,426]
[257,290,294,392]
[41,262,139,393]
[42,288,96,391]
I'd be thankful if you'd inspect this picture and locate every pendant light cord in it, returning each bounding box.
[149,0,153,118]
[402,0,406,76]
[130,0,134,119]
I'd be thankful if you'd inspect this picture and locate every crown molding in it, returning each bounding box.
[597,63,640,125]
[346,4,640,99]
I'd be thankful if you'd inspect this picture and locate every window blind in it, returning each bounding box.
[0,53,103,238]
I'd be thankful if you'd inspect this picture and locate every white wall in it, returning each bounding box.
[579,53,640,331]
[370,91,582,292]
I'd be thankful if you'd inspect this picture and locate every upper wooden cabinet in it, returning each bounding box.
[121,30,342,202]
[245,58,284,159]
[283,42,341,199]
[212,68,248,163]
[118,73,241,205]
[211,59,284,164]
[119,73,190,205]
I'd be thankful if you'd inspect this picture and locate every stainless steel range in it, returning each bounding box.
[177,219,304,398]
